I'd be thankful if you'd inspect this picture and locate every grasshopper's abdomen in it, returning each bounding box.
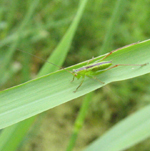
[87,61,112,71]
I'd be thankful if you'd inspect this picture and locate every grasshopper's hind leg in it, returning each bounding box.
[100,42,140,61]
[105,63,148,71]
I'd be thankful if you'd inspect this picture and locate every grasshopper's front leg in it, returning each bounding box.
[74,77,85,93]
[71,76,75,82]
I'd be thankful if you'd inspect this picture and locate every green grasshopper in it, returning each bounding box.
[70,49,148,92]
[15,44,148,92]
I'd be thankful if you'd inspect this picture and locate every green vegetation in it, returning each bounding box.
[0,0,150,151]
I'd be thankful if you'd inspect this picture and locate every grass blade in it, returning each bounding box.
[0,40,150,129]
[84,105,150,151]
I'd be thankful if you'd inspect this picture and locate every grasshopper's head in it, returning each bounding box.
[72,69,81,79]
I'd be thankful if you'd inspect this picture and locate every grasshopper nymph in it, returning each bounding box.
[70,49,148,92]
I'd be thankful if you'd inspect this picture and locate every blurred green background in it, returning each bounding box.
[0,0,150,151]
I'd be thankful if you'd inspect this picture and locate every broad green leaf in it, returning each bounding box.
[0,39,150,129]
[84,105,150,151]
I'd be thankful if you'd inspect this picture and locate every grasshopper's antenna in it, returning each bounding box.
[5,46,73,74]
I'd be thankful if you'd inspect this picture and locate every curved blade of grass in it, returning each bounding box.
[39,0,88,75]
[0,39,150,129]
[0,118,35,151]
[84,104,150,151]
[0,0,88,150]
